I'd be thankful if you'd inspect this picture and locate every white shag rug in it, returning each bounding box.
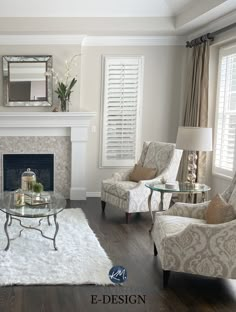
[0,208,113,286]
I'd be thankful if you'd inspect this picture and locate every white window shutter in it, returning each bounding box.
[101,56,143,167]
[213,46,236,177]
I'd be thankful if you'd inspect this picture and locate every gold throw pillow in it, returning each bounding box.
[206,193,235,224]
[129,164,157,183]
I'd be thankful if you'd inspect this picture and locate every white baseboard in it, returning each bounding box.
[86,192,101,197]
[70,187,87,200]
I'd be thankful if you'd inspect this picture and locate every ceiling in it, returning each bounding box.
[0,0,235,36]
[0,0,195,17]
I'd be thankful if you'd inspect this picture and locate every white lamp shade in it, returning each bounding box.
[176,127,212,151]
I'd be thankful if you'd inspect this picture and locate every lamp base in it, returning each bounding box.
[187,151,197,185]
[184,181,195,190]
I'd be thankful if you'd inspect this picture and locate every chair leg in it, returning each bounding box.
[163,270,170,288]
[125,213,131,224]
[154,243,158,256]
[101,201,106,213]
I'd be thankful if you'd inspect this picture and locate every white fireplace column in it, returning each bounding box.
[70,126,89,200]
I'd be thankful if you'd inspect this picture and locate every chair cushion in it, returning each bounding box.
[153,215,206,244]
[206,194,235,224]
[102,181,137,200]
[129,164,157,182]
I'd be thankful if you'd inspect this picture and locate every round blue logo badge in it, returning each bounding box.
[109,265,127,284]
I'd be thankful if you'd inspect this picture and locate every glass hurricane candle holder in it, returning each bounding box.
[21,168,36,192]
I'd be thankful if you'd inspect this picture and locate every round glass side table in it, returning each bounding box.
[145,182,211,230]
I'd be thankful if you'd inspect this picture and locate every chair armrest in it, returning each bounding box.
[129,176,163,201]
[129,180,151,199]
[163,219,236,278]
[157,201,210,219]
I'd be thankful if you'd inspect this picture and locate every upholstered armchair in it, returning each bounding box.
[101,141,183,223]
[151,172,236,287]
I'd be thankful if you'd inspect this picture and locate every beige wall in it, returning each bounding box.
[0,44,82,112]
[0,43,186,193]
[80,45,185,192]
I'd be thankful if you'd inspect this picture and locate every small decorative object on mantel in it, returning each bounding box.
[21,168,36,192]
[52,106,59,112]
[46,55,79,112]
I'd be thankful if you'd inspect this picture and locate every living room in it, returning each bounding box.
[0,0,236,311]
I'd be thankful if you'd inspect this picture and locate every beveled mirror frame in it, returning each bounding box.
[3,55,53,107]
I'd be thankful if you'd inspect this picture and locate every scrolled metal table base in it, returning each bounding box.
[4,214,59,251]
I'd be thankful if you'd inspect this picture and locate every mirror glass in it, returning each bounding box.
[3,56,53,107]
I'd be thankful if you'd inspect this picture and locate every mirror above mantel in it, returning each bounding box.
[3,55,53,107]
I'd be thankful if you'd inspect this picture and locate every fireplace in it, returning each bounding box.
[0,112,96,199]
[3,154,54,191]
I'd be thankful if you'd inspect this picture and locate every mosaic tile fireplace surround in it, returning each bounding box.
[0,112,95,200]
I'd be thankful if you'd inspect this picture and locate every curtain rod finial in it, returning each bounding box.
[186,41,192,48]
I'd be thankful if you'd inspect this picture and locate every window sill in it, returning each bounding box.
[212,172,232,181]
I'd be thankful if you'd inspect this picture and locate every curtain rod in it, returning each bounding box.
[186,22,236,48]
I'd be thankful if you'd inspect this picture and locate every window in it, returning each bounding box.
[213,46,236,177]
[100,56,144,167]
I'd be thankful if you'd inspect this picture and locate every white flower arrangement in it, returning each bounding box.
[46,54,80,111]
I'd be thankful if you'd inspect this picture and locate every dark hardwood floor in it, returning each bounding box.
[1,198,236,312]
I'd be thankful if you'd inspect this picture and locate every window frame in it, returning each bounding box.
[99,55,144,168]
[213,44,236,179]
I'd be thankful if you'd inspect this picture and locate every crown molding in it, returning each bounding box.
[187,10,236,41]
[0,34,186,46]
[82,35,186,46]
[0,34,86,45]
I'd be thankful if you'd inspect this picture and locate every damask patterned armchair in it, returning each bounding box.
[101,141,183,223]
[152,172,236,287]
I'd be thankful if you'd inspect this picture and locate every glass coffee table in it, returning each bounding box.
[0,192,66,251]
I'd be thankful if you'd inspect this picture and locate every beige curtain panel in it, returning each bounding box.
[179,41,210,184]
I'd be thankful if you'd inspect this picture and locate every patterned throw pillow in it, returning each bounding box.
[129,164,157,183]
[206,193,235,224]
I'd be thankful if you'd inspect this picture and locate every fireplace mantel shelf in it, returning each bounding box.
[0,112,96,200]
[0,112,96,127]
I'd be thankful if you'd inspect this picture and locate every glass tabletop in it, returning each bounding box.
[145,182,211,193]
[0,192,66,218]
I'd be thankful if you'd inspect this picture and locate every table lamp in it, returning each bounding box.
[176,127,212,185]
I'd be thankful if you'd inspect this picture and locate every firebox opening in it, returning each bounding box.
[3,154,54,191]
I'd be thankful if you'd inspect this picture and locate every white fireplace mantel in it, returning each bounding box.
[0,112,96,128]
[0,112,96,200]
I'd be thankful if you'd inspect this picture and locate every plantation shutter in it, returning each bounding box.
[101,56,143,167]
[214,46,236,177]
